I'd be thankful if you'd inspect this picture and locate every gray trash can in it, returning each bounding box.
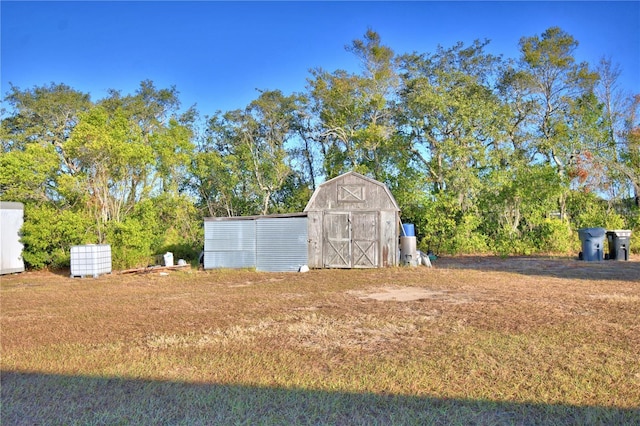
[578,228,606,261]
[606,230,631,261]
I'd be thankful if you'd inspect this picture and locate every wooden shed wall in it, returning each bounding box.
[305,172,400,269]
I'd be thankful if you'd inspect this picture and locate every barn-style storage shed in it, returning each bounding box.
[304,171,400,268]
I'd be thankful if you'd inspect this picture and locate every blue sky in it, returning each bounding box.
[2,1,639,117]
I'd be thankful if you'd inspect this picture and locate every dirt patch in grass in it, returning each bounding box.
[354,287,474,303]
[2,256,640,424]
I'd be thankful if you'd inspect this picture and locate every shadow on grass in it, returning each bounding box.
[436,256,640,282]
[2,371,638,425]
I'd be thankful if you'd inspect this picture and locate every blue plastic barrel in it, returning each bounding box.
[402,223,415,237]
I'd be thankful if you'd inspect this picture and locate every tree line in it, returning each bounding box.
[1,28,638,268]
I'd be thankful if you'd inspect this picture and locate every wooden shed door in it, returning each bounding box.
[352,212,378,268]
[323,212,378,268]
[323,212,350,267]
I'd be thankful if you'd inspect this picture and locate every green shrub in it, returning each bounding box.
[491,227,533,257]
[20,203,93,269]
[106,216,157,269]
[625,208,640,254]
[567,191,626,230]
[533,218,576,254]
[446,214,489,254]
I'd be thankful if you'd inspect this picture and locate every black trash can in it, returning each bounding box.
[578,228,606,261]
[606,230,632,261]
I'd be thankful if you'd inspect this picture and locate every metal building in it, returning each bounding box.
[304,171,400,268]
[204,213,308,272]
[0,202,25,275]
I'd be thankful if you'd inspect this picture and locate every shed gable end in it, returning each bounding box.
[304,171,399,213]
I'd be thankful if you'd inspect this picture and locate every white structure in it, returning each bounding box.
[0,202,25,275]
[70,244,112,278]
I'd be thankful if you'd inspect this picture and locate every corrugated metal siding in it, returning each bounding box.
[256,217,308,272]
[203,220,256,269]
[203,251,256,269]
[204,221,255,251]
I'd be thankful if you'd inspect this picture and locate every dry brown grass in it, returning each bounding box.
[2,256,639,424]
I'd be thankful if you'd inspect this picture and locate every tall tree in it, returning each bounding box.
[594,58,639,204]
[1,83,91,154]
[65,105,153,241]
[1,83,92,202]
[286,93,322,191]
[99,81,192,198]
[398,39,505,208]
[197,90,301,216]
[517,27,599,176]
[397,40,508,253]
[150,118,195,194]
[307,30,403,181]
[1,81,200,267]
[512,27,600,220]
[0,83,97,266]
[620,95,640,206]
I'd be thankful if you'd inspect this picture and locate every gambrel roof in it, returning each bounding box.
[304,171,400,212]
